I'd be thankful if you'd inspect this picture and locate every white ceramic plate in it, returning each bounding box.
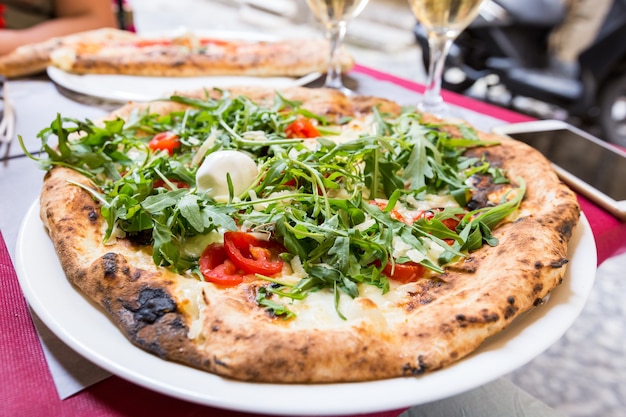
[46,29,321,102]
[47,66,322,103]
[15,200,596,416]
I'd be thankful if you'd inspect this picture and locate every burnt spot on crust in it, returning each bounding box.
[123,288,177,324]
[126,230,153,246]
[559,219,576,240]
[213,356,229,369]
[457,308,502,326]
[404,280,445,311]
[445,257,478,274]
[405,292,434,311]
[466,173,508,211]
[439,323,454,335]
[467,175,492,210]
[504,296,518,319]
[481,309,500,323]
[102,252,131,280]
[402,355,428,376]
[456,314,479,325]
[550,258,569,268]
[85,205,99,222]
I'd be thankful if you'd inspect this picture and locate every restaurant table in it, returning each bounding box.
[1,65,625,417]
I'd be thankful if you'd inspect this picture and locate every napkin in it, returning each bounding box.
[31,311,111,399]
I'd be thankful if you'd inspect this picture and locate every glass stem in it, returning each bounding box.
[325,21,347,90]
[421,34,453,114]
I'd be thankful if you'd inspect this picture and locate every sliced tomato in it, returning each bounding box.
[153,178,189,189]
[370,200,405,222]
[382,261,426,283]
[148,131,181,156]
[132,39,173,48]
[199,38,231,47]
[223,231,284,275]
[199,243,244,286]
[285,119,320,139]
[413,209,463,231]
[441,216,462,230]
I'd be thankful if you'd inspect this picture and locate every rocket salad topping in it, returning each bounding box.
[22,91,525,318]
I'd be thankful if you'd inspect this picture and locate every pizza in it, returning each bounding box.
[0,28,353,79]
[31,86,580,383]
[0,28,137,79]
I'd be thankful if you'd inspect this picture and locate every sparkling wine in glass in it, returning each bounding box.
[306,0,370,93]
[409,0,487,117]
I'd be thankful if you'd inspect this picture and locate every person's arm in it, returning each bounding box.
[0,0,118,55]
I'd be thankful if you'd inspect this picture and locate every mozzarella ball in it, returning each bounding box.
[196,150,258,201]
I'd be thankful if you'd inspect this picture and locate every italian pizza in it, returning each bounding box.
[29,86,580,383]
[0,28,352,79]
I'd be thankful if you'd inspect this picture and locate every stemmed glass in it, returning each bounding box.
[409,0,488,117]
[306,0,370,94]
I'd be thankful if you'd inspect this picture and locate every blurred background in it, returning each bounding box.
[128,0,424,80]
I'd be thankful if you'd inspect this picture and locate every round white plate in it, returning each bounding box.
[15,200,596,416]
[47,66,321,103]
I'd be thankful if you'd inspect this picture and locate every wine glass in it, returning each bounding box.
[306,0,370,94]
[409,0,488,117]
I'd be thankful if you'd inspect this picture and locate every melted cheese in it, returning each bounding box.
[196,150,258,202]
[281,281,414,330]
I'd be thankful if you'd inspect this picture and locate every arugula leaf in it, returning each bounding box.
[256,286,295,319]
[26,90,527,316]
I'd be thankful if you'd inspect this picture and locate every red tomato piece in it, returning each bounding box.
[148,131,181,156]
[153,179,189,189]
[285,119,320,139]
[414,209,463,231]
[282,178,297,187]
[199,38,231,47]
[223,231,284,275]
[441,216,462,230]
[132,39,173,47]
[371,200,405,222]
[199,243,244,286]
[382,261,426,283]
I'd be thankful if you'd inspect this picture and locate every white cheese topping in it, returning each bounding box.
[50,47,77,71]
[196,150,258,202]
[282,281,412,329]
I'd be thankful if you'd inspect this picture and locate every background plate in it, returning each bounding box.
[15,200,596,416]
[47,66,321,102]
[46,28,321,102]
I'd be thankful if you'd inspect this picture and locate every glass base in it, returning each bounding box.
[417,99,463,122]
[324,75,354,96]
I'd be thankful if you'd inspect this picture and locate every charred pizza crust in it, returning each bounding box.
[39,87,580,383]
